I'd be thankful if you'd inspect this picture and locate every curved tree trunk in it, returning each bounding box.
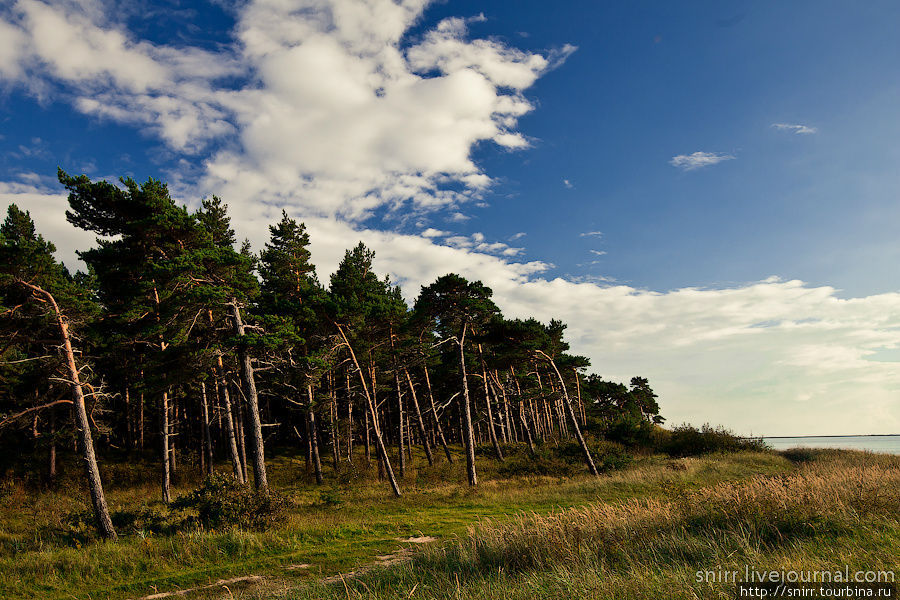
[336,325,401,497]
[403,367,434,466]
[536,350,599,476]
[478,345,503,461]
[19,281,116,540]
[422,361,453,463]
[230,300,268,492]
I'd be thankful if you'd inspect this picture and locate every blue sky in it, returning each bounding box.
[2,0,899,435]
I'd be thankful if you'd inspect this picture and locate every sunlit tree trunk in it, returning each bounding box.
[459,323,477,486]
[404,367,434,466]
[230,300,268,492]
[537,350,598,476]
[336,325,401,496]
[19,281,116,539]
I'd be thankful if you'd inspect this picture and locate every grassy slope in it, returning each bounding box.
[287,450,900,600]
[0,449,788,599]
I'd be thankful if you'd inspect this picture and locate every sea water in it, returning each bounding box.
[763,435,900,455]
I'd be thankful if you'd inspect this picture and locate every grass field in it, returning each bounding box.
[1,446,895,599]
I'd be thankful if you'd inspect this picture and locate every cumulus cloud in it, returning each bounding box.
[3,1,898,437]
[670,151,735,171]
[8,187,900,437]
[772,123,817,135]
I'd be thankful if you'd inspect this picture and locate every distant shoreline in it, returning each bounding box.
[760,434,900,439]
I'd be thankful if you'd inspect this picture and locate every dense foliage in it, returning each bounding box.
[0,172,666,537]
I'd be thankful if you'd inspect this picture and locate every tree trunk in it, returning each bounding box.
[404,368,434,466]
[329,374,339,471]
[510,367,536,455]
[214,360,244,483]
[459,323,477,486]
[49,408,57,480]
[307,385,324,485]
[477,346,504,461]
[422,361,453,463]
[151,286,172,503]
[229,300,268,492]
[537,351,599,476]
[234,382,249,481]
[200,381,214,476]
[18,281,116,540]
[336,325,401,496]
[161,389,171,502]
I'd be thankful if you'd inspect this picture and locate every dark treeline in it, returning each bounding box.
[0,171,663,539]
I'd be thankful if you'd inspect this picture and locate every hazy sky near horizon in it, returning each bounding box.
[1,0,898,436]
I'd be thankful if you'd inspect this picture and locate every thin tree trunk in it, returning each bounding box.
[49,408,57,480]
[161,389,171,502]
[152,286,172,503]
[478,346,503,461]
[393,370,406,477]
[404,368,434,466]
[230,300,268,492]
[422,361,453,463]
[346,368,353,463]
[18,281,116,539]
[307,385,324,485]
[234,386,248,482]
[214,360,244,483]
[536,350,599,476]
[329,373,339,471]
[336,325,401,496]
[201,381,214,476]
[459,323,477,486]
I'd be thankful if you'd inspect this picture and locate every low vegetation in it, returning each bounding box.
[0,442,794,599]
[292,449,900,600]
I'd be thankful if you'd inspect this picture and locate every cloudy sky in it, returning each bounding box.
[2,0,899,436]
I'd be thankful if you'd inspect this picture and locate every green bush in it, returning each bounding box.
[657,424,767,457]
[172,472,290,530]
[496,440,632,477]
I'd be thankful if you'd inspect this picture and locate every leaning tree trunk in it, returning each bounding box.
[422,361,453,463]
[229,300,268,492]
[307,385,324,485]
[210,311,244,483]
[404,368,434,466]
[536,350,599,476]
[336,325,401,496]
[19,281,116,540]
[478,346,503,461]
[459,322,477,487]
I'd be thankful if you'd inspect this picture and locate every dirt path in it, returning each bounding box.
[131,536,437,600]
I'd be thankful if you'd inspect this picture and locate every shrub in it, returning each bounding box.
[496,440,632,477]
[172,472,290,530]
[657,424,768,457]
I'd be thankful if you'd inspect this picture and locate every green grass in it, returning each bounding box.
[0,445,791,599]
[282,449,900,600]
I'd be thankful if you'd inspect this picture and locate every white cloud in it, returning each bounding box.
[1,0,567,213]
[670,151,735,171]
[420,227,447,238]
[508,232,526,241]
[580,230,602,238]
[589,249,606,256]
[772,123,817,135]
[2,1,897,438]
[563,178,573,189]
[6,187,900,436]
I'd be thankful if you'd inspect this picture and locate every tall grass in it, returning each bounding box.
[291,450,900,600]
